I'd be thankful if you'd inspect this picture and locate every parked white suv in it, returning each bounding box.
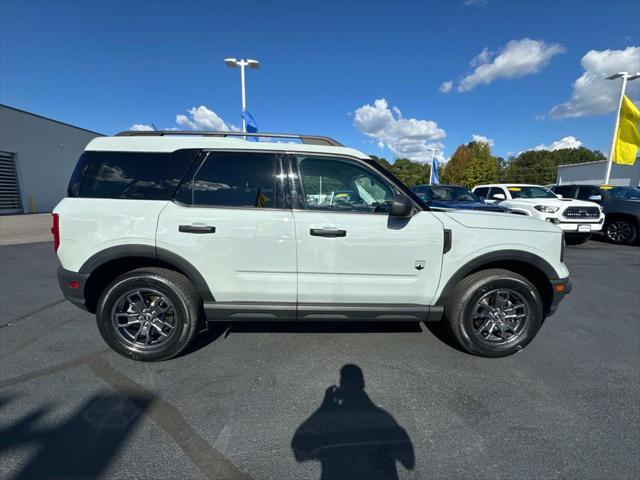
[472,184,604,244]
[54,131,571,361]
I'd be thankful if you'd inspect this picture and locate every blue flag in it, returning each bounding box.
[430,158,440,185]
[241,109,258,141]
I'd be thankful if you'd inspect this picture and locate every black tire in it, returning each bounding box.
[565,233,592,245]
[445,268,544,358]
[96,267,202,361]
[604,218,637,244]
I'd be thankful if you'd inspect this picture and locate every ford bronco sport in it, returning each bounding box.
[54,131,571,361]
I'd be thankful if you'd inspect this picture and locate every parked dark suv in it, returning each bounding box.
[551,185,640,244]
[411,184,507,212]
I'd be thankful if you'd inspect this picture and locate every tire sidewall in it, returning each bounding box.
[455,275,543,357]
[96,273,193,361]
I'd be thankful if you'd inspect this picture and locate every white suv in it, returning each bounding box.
[472,184,604,245]
[54,131,571,361]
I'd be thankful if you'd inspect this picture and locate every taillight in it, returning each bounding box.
[52,213,60,252]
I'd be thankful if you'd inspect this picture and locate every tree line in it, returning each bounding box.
[371,141,606,189]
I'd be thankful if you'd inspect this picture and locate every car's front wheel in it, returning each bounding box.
[604,218,637,244]
[96,267,202,361]
[445,269,544,357]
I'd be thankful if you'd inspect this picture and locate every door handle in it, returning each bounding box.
[310,228,346,238]
[179,224,216,234]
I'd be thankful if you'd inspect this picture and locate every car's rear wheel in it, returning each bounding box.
[445,269,544,357]
[565,233,592,245]
[96,267,202,361]
[604,218,637,244]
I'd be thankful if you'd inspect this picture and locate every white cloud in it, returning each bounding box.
[353,98,446,163]
[520,136,583,154]
[130,105,239,132]
[455,38,565,92]
[472,134,494,147]
[463,0,487,6]
[176,105,235,131]
[129,124,154,131]
[549,46,640,118]
[439,80,453,94]
[470,47,491,68]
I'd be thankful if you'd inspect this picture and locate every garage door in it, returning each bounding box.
[0,152,23,215]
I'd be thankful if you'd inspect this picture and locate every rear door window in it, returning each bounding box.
[175,151,280,208]
[76,150,198,200]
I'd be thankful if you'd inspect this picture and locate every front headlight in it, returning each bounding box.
[534,205,559,213]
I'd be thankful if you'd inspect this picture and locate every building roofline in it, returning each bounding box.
[557,160,607,168]
[0,104,105,136]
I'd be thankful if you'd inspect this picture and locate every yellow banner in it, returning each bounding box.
[614,95,640,165]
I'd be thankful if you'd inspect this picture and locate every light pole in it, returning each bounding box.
[225,58,260,133]
[604,71,640,184]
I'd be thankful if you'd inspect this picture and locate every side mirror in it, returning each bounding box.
[390,195,414,218]
[492,193,506,200]
[588,194,602,202]
[556,194,563,199]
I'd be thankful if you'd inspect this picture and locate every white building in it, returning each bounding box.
[556,159,640,186]
[0,105,102,214]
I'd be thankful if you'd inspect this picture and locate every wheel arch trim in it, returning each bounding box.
[435,250,559,307]
[79,244,214,302]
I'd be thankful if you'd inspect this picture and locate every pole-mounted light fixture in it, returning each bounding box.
[225,58,260,132]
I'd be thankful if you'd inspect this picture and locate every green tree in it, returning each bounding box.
[502,147,606,184]
[441,141,499,188]
[370,155,431,187]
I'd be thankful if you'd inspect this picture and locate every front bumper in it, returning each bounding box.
[57,266,90,311]
[549,277,572,316]
[543,217,604,232]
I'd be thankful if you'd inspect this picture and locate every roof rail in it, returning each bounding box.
[115,130,344,147]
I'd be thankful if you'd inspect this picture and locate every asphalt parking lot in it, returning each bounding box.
[1,239,639,480]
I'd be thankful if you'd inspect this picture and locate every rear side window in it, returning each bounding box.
[74,150,197,200]
[67,152,92,197]
[175,151,278,208]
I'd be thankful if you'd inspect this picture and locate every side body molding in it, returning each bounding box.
[79,244,214,302]
[435,249,559,306]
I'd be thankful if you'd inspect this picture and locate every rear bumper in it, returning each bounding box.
[549,277,572,316]
[57,266,90,311]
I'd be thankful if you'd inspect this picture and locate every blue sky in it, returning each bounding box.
[1,0,639,162]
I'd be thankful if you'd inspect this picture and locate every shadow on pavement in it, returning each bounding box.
[0,392,152,480]
[184,320,466,356]
[291,364,415,480]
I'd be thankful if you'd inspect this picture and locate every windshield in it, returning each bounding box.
[508,186,557,199]
[429,186,477,202]
[600,186,640,200]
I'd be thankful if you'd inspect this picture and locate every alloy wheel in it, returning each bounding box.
[111,288,177,350]
[606,221,633,243]
[471,289,529,346]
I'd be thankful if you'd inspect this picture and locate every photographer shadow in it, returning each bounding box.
[291,364,415,480]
